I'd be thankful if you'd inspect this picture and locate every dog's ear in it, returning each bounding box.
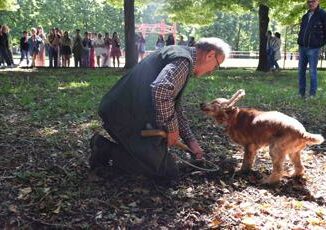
[227,89,245,108]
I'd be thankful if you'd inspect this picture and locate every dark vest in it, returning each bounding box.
[99,45,194,138]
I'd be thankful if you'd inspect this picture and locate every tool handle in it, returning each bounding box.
[175,142,193,153]
[141,129,192,153]
[141,129,167,138]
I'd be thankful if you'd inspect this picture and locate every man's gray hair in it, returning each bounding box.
[196,37,231,58]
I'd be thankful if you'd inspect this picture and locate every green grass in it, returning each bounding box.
[1,68,325,123]
[187,69,326,119]
[0,69,120,122]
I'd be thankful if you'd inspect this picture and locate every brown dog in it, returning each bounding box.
[200,89,324,184]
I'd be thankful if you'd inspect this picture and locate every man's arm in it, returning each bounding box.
[176,104,195,142]
[151,58,190,135]
[151,57,204,158]
[176,103,204,159]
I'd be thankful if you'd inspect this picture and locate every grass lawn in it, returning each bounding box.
[0,67,326,228]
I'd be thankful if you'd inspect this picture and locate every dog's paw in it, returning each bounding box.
[290,170,305,178]
[237,168,252,175]
[258,176,281,185]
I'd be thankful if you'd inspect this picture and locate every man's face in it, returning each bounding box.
[194,50,225,77]
[307,0,319,11]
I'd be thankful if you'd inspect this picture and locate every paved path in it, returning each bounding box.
[10,54,326,69]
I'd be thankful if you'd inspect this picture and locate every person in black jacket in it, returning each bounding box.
[19,31,30,66]
[297,0,326,97]
[0,25,14,67]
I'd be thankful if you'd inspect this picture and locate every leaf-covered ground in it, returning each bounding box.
[1,68,326,229]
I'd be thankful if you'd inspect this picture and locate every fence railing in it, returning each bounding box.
[230,51,301,60]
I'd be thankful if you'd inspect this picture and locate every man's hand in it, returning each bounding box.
[167,130,180,147]
[187,139,204,160]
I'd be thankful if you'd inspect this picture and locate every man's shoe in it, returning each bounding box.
[89,134,112,170]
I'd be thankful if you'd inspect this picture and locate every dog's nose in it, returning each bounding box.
[200,103,205,109]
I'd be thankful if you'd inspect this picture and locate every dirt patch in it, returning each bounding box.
[1,103,326,229]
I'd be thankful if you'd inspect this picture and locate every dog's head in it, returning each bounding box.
[200,89,245,124]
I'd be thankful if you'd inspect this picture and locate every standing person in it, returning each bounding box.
[48,28,61,67]
[47,29,55,67]
[266,30,273,70]
[89,32,96,68]
[82,31,91,67]
[110,31,121,68]
[0,24,2,67]
[138,32,146,61]
[89,38,231,181]
[94,33,105,67]
[28,28,43,67]
[61,31,72,67]
[0,26,10,67]
[165,34,175,46]
[35,26,46,67]
[297,0,326,98]
[188,36,196,47]
[102,32,111,67]
[19,31,30,66]
[178,35,187,46]
[1,25,15,67]
[270,32,281,71]
[72,29,83,67]
[155,34,165,50]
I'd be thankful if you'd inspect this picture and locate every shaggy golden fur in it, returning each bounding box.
[200,90,324,184]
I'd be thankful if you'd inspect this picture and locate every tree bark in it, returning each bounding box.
[235,21,242,51]
[256,4,269,72]
[124,0,138,69]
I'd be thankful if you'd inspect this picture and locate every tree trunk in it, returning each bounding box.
[256,4,269,72]
[235,21,242,51]
[283,26,288,69]
[124,0,138,69]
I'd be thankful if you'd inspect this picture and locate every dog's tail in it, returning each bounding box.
[304,133,324,145]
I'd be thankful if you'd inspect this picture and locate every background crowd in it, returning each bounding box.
[0,24,197,69]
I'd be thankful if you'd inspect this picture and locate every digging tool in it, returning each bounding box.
[141,129,192,153]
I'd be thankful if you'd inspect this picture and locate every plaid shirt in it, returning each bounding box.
[151,47,196,142]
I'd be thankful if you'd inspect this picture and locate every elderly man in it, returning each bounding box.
[297,0,326,98]
[90,37,231,180]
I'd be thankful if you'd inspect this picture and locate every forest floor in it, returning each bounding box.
[1,68,326,229]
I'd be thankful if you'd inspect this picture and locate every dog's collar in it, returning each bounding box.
[224,107,238,127]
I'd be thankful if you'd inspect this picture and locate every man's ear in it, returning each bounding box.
[206,50,216,61]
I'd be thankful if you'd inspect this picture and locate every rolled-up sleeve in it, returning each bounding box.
[151,58,194,141]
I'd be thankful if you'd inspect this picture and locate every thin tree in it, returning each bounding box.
[124,0,138,69]
[257,4,269,71]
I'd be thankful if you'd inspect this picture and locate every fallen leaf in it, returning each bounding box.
[242,217,258,229]
[308,217,325,226]
[132,187,149,194]
[208,217,222,229]
[95,211,102,220]
[53,200,62,214]
[128,202,137,207]
[8,205,17,213]
[220,180,227,187]
[316,208,326,219]
[18,187,32,200]
[151,196,162,204]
